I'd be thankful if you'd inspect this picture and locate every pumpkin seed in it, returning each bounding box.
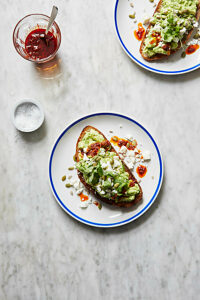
[129,14,135,19]
[68,167,74,170]
[65,183,72,188]
[62,175,66,181]
[132,140,137,146]
[181,52,186,58]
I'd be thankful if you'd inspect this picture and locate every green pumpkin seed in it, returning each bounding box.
[65,183,72,188]
[68,167,74,170]
[129,14,135,19]
[62,175,66,181]
[181,52,186,58]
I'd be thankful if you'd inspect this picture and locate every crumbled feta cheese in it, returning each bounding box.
[126,134,134,142]
[173,37,179,43]
[180,28,186,35]
[100,190,105,195]
[99,148,106,156]
[130,156,136,164]
[124,157,134,170]
[83,153,89,161]
[96,185,102,193]
[83,147,87,153]
[76,188,83,195]
[80,201,89,208]
[143,150,151,161]
[127,150,135,157]
[113,158,121,169]
[119,145,127,155]
[193,21,199,28]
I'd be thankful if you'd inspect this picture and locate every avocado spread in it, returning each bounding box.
[76,130,140,202]
[143,0,199,57]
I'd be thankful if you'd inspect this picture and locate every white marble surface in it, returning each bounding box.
[0,0,200,299]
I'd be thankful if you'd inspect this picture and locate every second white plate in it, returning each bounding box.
[114,0,200,75]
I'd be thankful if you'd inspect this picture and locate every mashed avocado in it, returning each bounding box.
[143,0,199,57]
[78,129,105,149]
[76,130,140,202]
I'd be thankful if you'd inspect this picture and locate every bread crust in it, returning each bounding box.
[140,0,200,61]
[75,126,143,208]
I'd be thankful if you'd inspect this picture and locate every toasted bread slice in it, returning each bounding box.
[75,126,142,208]
[140,0,200,61]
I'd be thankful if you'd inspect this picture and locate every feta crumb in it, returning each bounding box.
[83,147,87,153]
[113,158,121,169]
[124,157,134,170]
[126,134,134,142]
[143,150,151,161]
[127,150,135,157]
[80,201,89,208]
[83,153,89,161]
[76,188,83,195]
[119,145,127,154]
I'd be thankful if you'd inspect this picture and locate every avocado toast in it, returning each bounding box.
[140,0,200,61]
[75,126,142,208]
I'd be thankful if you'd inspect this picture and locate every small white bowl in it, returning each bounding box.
[12,99,44,132]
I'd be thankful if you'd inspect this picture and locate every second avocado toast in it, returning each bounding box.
[140,0,200,60]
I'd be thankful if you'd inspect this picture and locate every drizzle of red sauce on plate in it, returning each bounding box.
[25,28,57,60]
[136,165,147,178]
[110,136,137,150]
[186,44,199,55]
[134,23,145,41]
[79,193,89,202]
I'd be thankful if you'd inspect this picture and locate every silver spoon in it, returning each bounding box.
[45,6,58,35]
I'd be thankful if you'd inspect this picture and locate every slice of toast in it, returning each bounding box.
[140,0,200,61]
[75,126,143,208]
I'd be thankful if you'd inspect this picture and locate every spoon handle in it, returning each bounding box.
[45,6,58,35]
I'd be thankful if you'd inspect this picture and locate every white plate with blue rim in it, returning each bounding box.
[114,0,200,75]
[49,113,163,228]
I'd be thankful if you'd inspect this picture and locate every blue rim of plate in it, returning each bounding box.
[49,112,163,227]
[114,0,200,75]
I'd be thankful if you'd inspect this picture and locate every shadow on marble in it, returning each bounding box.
[54,173,165,234]
[19,120,47,143]
[33,55,63,80]
[120,47,200,82]
[133,58,200,83]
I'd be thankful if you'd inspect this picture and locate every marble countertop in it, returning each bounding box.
[1,0,200,299]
